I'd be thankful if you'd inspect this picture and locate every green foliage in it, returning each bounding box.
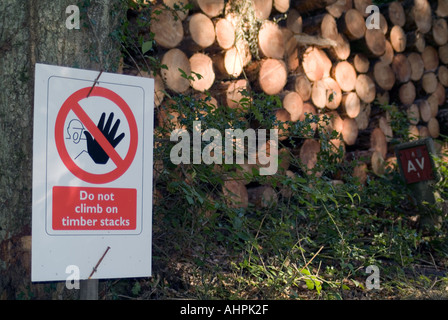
[147,82,448,299]
[104,3,448,300]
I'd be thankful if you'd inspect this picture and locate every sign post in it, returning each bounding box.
[32,64,154,292]
[395,138,440,232]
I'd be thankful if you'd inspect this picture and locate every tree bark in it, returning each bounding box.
[0,0,125,298]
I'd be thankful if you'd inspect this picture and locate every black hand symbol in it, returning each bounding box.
[84,112,125,164]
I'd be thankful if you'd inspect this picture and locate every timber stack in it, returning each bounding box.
[128,0,448,208]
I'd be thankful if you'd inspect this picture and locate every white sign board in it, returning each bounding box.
[32,63,154,281]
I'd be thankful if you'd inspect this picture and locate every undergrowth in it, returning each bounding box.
[99,1,448,300]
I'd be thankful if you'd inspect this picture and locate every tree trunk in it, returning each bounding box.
[0,0,124,299]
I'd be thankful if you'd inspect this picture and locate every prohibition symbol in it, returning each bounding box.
[55,86,138,184]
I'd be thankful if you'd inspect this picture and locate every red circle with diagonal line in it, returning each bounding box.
[55,86,138,184]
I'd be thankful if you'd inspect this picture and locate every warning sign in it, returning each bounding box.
[32,64,154,282]
[55,86,138,184]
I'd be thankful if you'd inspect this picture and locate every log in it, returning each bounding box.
[253,0,273,20]
[399,81,416,105]
[258,20,285,59]
[323,77,342,110]
[311,79,327,109]
[140,71,165,108]
[294,33,338,48]
[274,0,290,13]
[338,9,366,40]
[274,108,291,141]
[154,74,166,108]
[427,93,439,118]
[421,46,439,72]
[282,29,300,72]
[371,151,385,176]
[379,13,389,35]
[302,47,332,82]
[376,90,390,105]
[195,0,225,17]
[328,33,351,61]
[422,72,438,94]
[436,0,448,17]
[356,74,376,103]
[365,28,387,57]
[150,5,184,49]
[386,1,406,27]
[220,79,249,109]
[428,117,440,138]
[379,116,393,142]
[286,8,303,34]
[185,13,216,50]
[418,99,432,123]
[433,82,446,106]
[407,103,420,125]
[341,91,361,118]
[418,125,430,138]
[391,53,411,83]
[247,185,278,208]
[352,27,386,57]
[161,48,191,93]
[234,38,252,67]
[405,0,432,34]
[322,111,344,135]
[355,101,371,130]
[194,92,219,112]
[390,25,407,53]
[213,46,244,78]
[379,40,394,65]
[342,117,359,145]
[163,0,190,21]
[281,91,303,122]
[407,52,424,81]
[439,43,448,64]
[370,127,387,158]
[292,74,312,101]
[326,0,353,18]
[431,18,448,46]
[406,31,426,53]
[246,58,288,95]
[353,53,369,74]
[408,124,420,139]
[438,64,448,87]
[300,102,318,135]
[332,61,357,92]
[321,13,339,41]
[373,61,396,91]
[189,53,215,92]
[354,0,372,17]
[223,179,248,208]
[299,139,321,174]
[215,18,235,50]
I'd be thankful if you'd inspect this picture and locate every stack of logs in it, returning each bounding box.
[142,0,448,208]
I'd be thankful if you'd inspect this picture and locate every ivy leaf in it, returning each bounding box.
[142,41,153,55]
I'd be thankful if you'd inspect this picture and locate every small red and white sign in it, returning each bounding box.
[397,144,434,184]
[32,64,154,281]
